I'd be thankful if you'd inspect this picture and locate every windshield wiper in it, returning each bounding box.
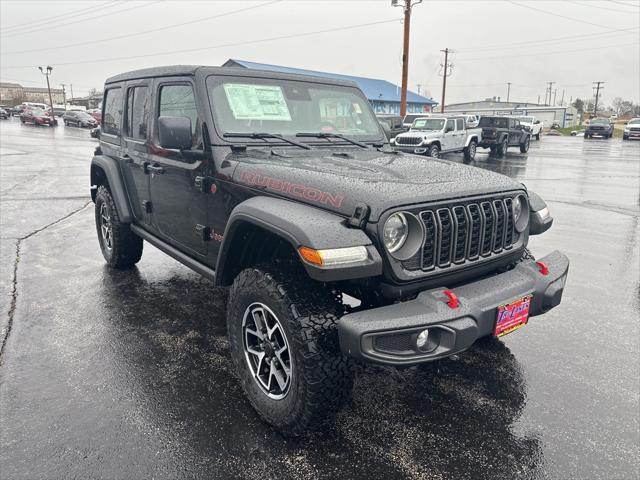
[295,132,369,149]
[223,132,311,150]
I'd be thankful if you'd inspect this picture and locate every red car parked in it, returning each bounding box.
[20,108,55,126]
[88,109,102,123]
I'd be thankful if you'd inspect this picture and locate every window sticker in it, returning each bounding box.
[223,84,291,121]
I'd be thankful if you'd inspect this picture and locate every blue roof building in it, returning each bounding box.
[223,59,438,115]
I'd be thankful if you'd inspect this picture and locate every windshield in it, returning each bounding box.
[479,117,508,128]
[519,116,534,123]
[207,76,382,140]
[30,108,45,115]
[77,112,93,119]
[629,119,640,125]
[412,118,445,130]
[591,119,609,125]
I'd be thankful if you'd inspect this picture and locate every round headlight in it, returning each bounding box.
[383,212,408,253]
[512,194,530,232]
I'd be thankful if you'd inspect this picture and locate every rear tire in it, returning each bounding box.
[94,185,143,268]
[463,140,477,162]
[519,136,530,153]
[227,264,353,436]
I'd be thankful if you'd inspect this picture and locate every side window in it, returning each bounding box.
[456,118,464,130]
[446,119,455,132]
[103,88,123,136]
[126,86,149,140]
[158,84,200,147]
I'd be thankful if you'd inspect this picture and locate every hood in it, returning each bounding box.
[230,147,523,222]
[398,130,441,138]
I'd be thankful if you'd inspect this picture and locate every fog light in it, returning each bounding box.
[416,329,430,350]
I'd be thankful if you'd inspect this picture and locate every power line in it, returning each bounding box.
[0,18,401,70]
[1,1,162,38]
[455,26,638,53]
[2,0,283,55]
[458,42,638,63]
[609,0,640,8]
[1,1,118,33]
[507,0,634,30]
[568,0,640,13]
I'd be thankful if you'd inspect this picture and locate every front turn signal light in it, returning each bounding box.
[298,246,369,267]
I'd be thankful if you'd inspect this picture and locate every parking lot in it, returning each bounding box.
[1,117,638,479]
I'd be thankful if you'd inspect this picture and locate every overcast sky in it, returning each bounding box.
[1,0,639,106]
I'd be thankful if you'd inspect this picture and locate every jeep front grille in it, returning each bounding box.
[402,196,520,272]
[395,136,422,146]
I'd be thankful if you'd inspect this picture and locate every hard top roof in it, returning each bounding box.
[105,65,359,88]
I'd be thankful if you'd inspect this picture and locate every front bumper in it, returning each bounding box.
[393,143,429,154]
[338,250,569,366]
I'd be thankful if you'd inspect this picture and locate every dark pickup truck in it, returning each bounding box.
[585,118,614,139]
[90,65,568,435]
[478,116,531,157]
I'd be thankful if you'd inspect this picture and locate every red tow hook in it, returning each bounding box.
[536,261,549,276]
[443,290,459,309]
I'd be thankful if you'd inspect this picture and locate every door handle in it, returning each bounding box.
[146,164,165,174]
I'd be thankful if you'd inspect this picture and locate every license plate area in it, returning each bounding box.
[495,294,532,337]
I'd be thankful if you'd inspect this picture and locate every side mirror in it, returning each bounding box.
[158,116,192,150]
[534,120,540,124]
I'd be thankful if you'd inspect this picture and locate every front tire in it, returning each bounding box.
[227,265,353,436]
[519,136,530,153]
[427,144,440,158]
[463,140,477,162]
[94,185,143,268]
[497,138,508,157]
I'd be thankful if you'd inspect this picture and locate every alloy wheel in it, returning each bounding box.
[99,202,113,251]
[242,302,292,400]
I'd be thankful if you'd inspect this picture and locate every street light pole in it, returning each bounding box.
[38,65,55,122]
[393,0,422,118]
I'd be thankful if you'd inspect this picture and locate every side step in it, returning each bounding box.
[130,225,216,282]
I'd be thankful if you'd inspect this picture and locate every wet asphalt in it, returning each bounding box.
[0,118,638,480]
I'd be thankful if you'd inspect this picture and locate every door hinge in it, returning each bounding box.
[142,200,152,213]
[194,176,216,194]
[195,224,212,241]
[347,202,370,229]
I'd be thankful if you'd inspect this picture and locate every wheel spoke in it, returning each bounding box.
[269,361,288,391]
[245,326,263,341]
[274,347,290,376]
[251,307,267,333]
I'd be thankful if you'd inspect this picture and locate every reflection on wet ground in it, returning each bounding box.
[1,118,639,479]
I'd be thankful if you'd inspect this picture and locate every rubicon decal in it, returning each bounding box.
[240,171,345,208]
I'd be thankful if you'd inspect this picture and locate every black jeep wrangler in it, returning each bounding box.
[91,66,568,435]
[478,116,531,157]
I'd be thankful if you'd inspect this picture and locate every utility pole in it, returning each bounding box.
[593,81,604,116]
[392,0,422,117]
[70,84,75,104]
[560,89,565,107]
[506,82,511,103]
[439,47,453,113]
[537,94,541,105]
[545,81,555,106]
[38,66,55,121]
[60,83,67,107]
[553,89,557,106]
[416,83,422,95]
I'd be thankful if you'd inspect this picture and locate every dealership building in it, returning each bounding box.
[223,59,438,115]
[444,99,580,128]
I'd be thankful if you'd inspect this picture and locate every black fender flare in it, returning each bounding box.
[90,155,133,223]
[215,196,383,285]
